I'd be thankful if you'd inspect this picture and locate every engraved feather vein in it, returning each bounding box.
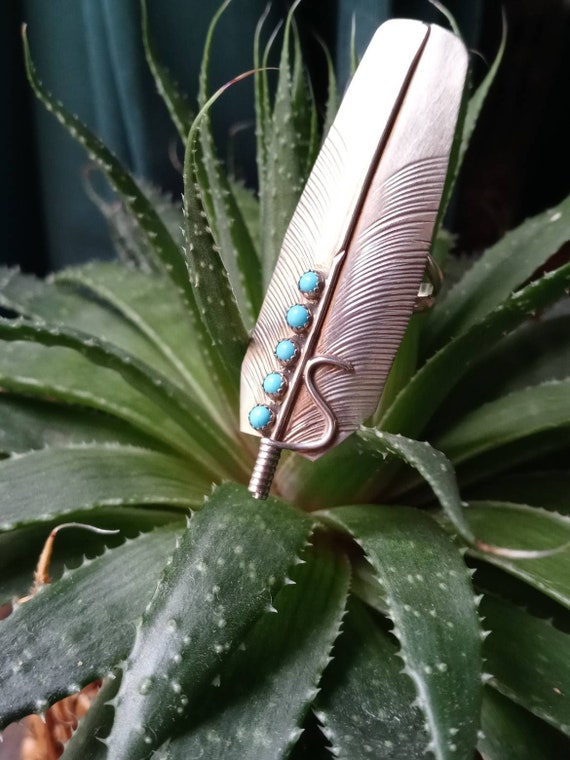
[284,156,447,450]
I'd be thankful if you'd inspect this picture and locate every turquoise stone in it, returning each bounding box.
[286,304,310,330]
[263,372,285,396]
[248,404,273,430]
[298,270,321,295]
[275,339,297,363]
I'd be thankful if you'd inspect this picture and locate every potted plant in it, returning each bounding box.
[1,3,569,758]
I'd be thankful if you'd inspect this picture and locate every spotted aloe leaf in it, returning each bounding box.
[381,260,570,440]
[356,430,476,545]
[155,538,349,759]
[0,507,176,605]
[315,597,428,759]
[0,268,160,370]
[60,673,121,760]
[21,29,187,301]
[104,483,313,760]
[53,262,230,429]
[482,594,570,735]
[0,340,202,460]
[435,380,570,467]
[0,445,204,532]
[0,525,181,727]
[0,396,158,455]
[479,687,569,760]
[319,504,482,760]
[424,194,570,357]
[140,0,193,142]
[463,502,570,609]
[61,540,348,760]
[22,25,240,413]
[194,0,263,326]
[255,0,317,285]
[182,97,250,388]
[0,318,248,480]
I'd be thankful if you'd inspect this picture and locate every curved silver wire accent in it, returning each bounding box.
[248,355,353,499]
[414,253,443,312]
[274,355,353,454]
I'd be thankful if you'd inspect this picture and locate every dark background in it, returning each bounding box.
[3,0,570,275]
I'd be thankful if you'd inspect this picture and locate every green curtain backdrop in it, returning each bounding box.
[4,0,482,273]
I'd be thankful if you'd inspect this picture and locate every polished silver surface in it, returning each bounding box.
[241,19,469,499]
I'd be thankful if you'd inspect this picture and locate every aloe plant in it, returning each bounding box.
[1,4,570,759]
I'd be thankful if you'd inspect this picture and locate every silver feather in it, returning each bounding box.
[241,19,468,498]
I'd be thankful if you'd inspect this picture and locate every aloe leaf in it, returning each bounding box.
[0,267,225,429]
[104,483,313,760]
[0,268,162,371]
[0,507,179,604]
[253,5,272,194]
[486,312,570,392]
[183,108,250,390]
[459,15,506,171]
[194,0,263,325]
[160,539,349,759]
[464,502,570,609]
[197,145,263,326]
[93,180,185,273]
[54,262,231,430]
[320,36,340,138]
[424,194,570,356]
[196,0,232,110]
[429,1,461,36]
[0,525,181,727]
[22,29,186,300]
[356,429,476,545]
[435,380,570,464]
[22,30,238,414]
[0,318,249,479]
[319,504,482,760]
[61,673,122,760]
[291,22,319,179]
[278,434,383,508]
[349,17,358,77]
[258,1,309,284]
[467,471,570,514]
[140,0,193,141]
[228,179,261,254]
[452,428,570,491]
[0,445,207,532]
[288,712,332,759]
[479,686,570,760]
[482,594,570,735]
[470,558,570,631]
[381,260,570,440]
[432,313,570,433]
[435,77,469,241]
[315,597,427,759]
[0,341,204,460]
[0,395,159,454]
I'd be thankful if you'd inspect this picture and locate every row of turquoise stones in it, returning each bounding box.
[248,270,322,431]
